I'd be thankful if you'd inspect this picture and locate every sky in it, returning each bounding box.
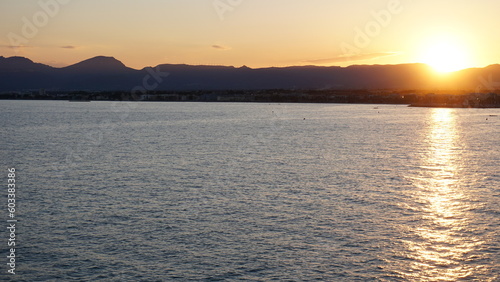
[1,0,500,71]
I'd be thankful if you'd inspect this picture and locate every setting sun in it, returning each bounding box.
[420,40,472,73]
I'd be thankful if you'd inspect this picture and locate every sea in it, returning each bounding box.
[0,100,499,281]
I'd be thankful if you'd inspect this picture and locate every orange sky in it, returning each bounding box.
[1,0,499,71]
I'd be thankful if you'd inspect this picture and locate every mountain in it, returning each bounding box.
[0,56,57,90]
[0,56,499,92]
[61,56,133,73]
[0,56,140,91]
[0,56,54,72]
[57,56,140,90]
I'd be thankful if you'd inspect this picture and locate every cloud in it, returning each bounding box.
[0,45,33,49]
[0,45,80,49]
[1,44,80,50]
[212,44,231,51]
[305,52,400,65]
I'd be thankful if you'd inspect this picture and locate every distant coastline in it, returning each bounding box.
[1,56,499,108]
[1,89,499,108]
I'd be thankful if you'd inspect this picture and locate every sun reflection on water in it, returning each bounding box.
[399,108,491,281]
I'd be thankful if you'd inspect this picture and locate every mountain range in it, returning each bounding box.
[1,55,500,92]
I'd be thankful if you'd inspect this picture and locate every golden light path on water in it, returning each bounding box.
[400,108,490,281]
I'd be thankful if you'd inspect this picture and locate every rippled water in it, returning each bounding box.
[1,101,499,281]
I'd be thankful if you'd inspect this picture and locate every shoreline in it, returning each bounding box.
[2,89,500,108]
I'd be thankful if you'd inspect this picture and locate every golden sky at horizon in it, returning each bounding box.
[1,0,499,72]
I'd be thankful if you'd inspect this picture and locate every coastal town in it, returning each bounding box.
[2,89,499,108]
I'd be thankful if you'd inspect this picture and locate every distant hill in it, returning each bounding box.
[0,55,499,92]
[61,56,133,73]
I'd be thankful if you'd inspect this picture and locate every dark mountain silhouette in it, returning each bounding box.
[57,56,140,90]
[0,56,57,90]
[61,56,133,73]
[0,56,53,72]
[0,56,141,91]
[0,56,499,92]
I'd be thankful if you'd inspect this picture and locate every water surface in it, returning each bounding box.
[0,101,499,281]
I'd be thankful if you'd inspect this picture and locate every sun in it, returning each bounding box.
[420,40,471,73]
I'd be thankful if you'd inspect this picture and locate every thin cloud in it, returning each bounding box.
[0,45,33,49]
[306,52,400,65]
[0,45,80,50]
[212,44,231,51]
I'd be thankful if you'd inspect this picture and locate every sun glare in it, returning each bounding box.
[420,41,471,73]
